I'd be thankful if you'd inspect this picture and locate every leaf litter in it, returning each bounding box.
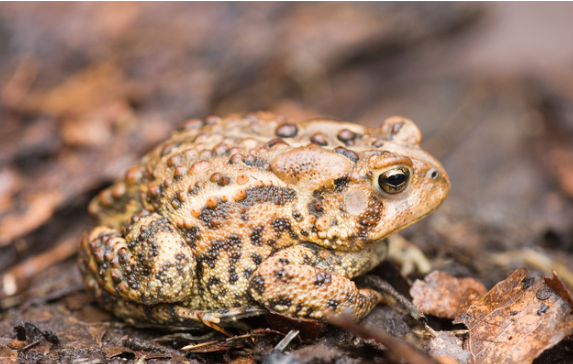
[413,268,573,364]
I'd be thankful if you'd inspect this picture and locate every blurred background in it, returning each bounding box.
[1,2,573,361]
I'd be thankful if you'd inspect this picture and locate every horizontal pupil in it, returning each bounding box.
[386,174,405,186]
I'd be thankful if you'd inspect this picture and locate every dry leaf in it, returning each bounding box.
[105,346,135,360]
[454,267,573,364]
[411,270,487,319]
[545,269,573,313]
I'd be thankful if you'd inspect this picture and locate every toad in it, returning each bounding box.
[78,112,449,326]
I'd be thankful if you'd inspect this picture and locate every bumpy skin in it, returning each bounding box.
[78,112,450,326]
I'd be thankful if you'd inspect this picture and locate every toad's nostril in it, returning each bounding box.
[428,168,439,180]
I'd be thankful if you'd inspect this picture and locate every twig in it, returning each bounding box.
[273,329,299,352]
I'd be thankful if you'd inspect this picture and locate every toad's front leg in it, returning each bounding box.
[248,242,387,320]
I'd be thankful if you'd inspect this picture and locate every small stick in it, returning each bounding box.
[273,329,299,352]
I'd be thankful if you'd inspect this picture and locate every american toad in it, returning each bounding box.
[78,112,449,326]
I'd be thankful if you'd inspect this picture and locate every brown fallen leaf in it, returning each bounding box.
[411,270,487,319]
[545,269,573,314]
[454,267,573,364]
[105,346,135,360]
[83,325,108,347]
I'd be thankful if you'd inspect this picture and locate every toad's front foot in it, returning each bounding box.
[248,245,383,320]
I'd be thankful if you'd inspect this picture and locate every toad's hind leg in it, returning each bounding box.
[248,244,387,321]
[79,213,196,316]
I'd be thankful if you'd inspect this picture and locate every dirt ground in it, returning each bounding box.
[2,3,573,363]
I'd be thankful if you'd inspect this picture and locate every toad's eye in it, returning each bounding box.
[376,167,411,194]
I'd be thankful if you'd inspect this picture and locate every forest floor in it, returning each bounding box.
[2,3,573,363]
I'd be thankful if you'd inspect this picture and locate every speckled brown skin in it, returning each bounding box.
[78,112,450,327]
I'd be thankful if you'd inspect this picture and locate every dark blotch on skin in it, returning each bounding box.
[199,241,224,269]
[308,191,325,219]
[310,133,328,146]
[271,218,298,240]
[327,299,339,310]
[334,146,359,163]
[275,268,288,281]
[244,155,271,171]
[196,261,204,280]
[275,123,298,138]
[206,276,221,291]
[199,201,230,229]
[229,269,239,285]
[199,235,241,271]
[188,182,202,196]
[181,226,201,249]
[314,271,331,286]
[334,177,349,192]
[213,143,230,157]
[226,235,242,284]
[251,253,263,266]
[267,299,293,313]
[292,210,303,221]
[205,277,227,298]
[146,184,165,205]
[267,138,289,148]
[249,274,266,295]
[169,195,183,209]
[161,142,183,156]
[229,153,244,165]
[250,226,265,246]
[243,268,254,279]
[210,172,231,186]
[217,176,231,186]
[226,234,242,257]
[337,129,359,146]
[241,186,297,207]
[372,139,385,148]
[128,218,174,268]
